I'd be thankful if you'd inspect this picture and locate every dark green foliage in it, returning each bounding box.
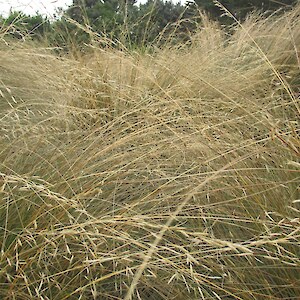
[66,0,137,38]
[1,11,51,39]
[63,0,194,47]
[131,0,187,45]
[62,0,299,48]
[47,16,91,53]
[0,0,299,50]
[191,0,298,20]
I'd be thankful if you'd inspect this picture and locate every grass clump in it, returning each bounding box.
[0,5,299,300]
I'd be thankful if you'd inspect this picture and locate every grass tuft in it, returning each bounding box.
[0,5,300,300]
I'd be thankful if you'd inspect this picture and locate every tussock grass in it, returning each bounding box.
[0,5,300,300]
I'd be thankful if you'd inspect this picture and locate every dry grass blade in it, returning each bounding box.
[0,3,300,300]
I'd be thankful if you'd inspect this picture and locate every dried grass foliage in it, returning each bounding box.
[0,6,299,300]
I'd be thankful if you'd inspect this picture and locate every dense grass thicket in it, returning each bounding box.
[0,5,299,300]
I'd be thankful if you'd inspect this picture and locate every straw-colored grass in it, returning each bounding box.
[0,5,299,300]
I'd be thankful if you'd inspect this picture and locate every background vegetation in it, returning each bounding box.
[0,0,298,49]
[0,0,299,299]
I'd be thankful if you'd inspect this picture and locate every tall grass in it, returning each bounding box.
[0,5,299,300]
